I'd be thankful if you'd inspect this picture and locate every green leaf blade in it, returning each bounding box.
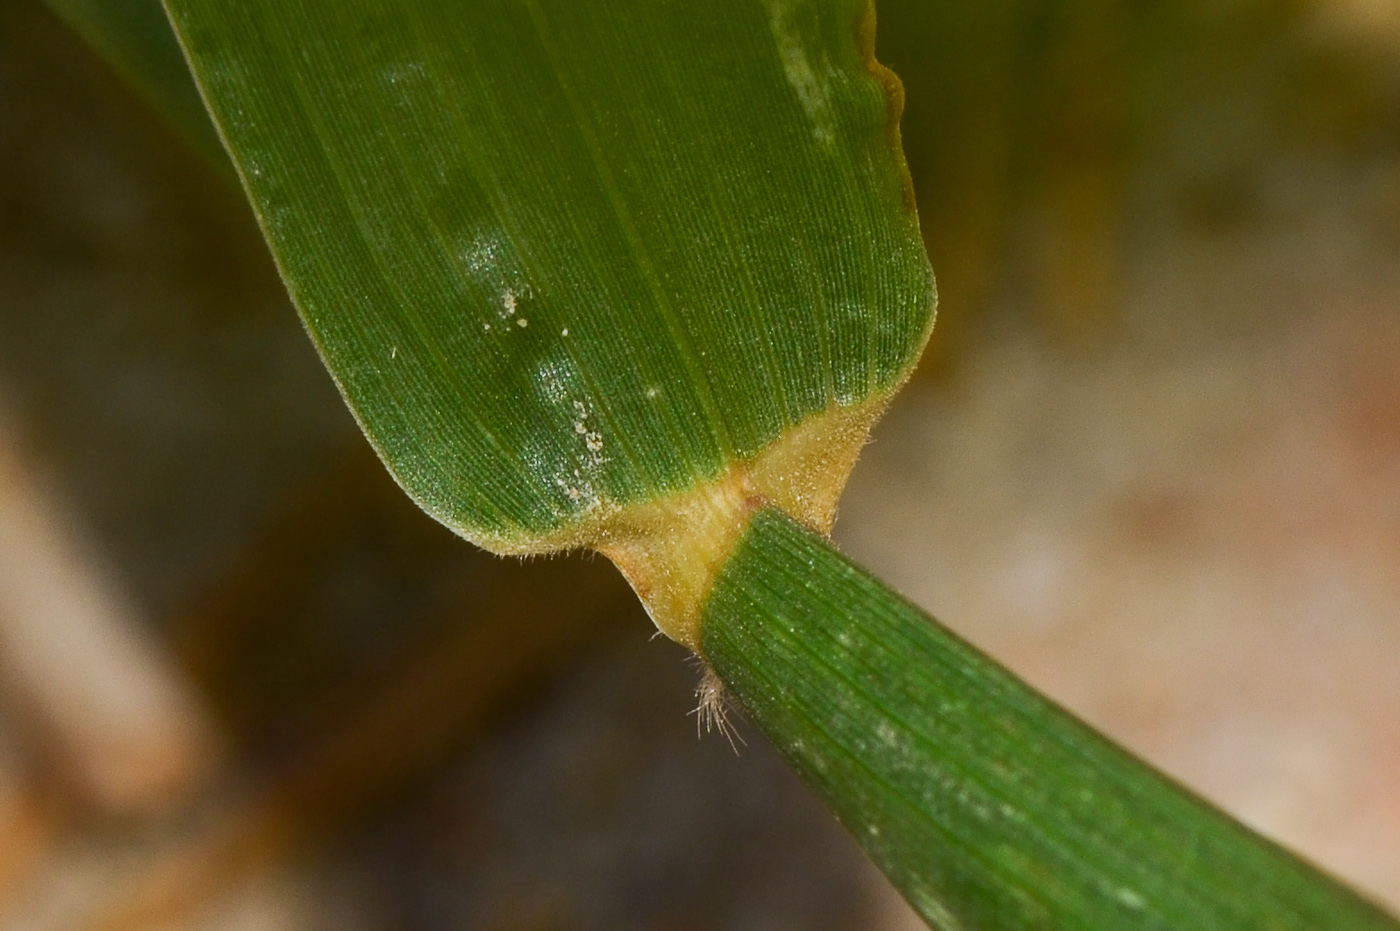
[163,0,934,548]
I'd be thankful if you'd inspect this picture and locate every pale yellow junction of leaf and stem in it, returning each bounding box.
[470,394,894,653]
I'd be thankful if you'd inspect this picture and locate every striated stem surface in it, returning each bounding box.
[703,508,1399,931]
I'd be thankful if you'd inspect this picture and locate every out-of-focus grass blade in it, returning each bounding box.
[42,0,227,168]
[705,509,1400,931]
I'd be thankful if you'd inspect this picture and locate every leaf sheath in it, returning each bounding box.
[703,508,1398,931]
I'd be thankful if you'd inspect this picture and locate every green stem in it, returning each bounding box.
[702,508,1397,931]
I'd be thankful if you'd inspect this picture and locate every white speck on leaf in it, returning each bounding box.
[764,0,836,145]
[876,721,899,747]
[380,61,426,88]
[461,232,502,275]
[1116,888,1146,910]
[532,361,609,510]
[460,236,534,321]
[535,358,573,404]
[517,318,528,328]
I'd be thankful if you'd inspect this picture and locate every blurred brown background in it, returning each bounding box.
[0,0,1397,927]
